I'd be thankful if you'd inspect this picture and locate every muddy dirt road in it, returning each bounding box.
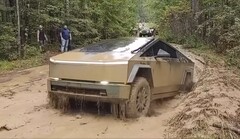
[0,47,239,138]
[0,65,183,138]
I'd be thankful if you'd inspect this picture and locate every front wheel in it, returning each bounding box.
[48,92,59,108]
[126,77,151,118]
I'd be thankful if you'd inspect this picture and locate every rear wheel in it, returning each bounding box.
[126,77,151,118]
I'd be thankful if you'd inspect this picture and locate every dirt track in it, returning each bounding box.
[0,47,239,138]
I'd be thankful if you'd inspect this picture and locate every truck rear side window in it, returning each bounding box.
[141,41,177,58]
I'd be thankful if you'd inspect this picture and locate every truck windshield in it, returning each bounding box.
[80,38,152,53]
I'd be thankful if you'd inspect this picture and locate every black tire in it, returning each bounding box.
[184,73,194,92]
[126,77,151,118]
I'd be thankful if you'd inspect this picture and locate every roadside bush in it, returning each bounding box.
[177,35,205,48]
[0,25,18,60]
[24,45,41,59]
[227,46,240,69]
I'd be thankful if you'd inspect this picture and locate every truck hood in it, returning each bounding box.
[49,52,131,83]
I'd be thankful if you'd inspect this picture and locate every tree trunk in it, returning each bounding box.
[65,0,69,18]
[16,0,21,57]
[191,0,200,35]
[1,0,6,22]
[84,0,87,9]
[191,0,200,14]
[37,1,40,14]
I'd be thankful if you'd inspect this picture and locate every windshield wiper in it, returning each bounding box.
[131,38,155,54]
[131,45,146,54]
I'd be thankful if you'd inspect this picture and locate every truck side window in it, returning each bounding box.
[141,41,177,58]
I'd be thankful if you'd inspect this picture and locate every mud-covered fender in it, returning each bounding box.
[127,64,152,84]
[181,67,194,84]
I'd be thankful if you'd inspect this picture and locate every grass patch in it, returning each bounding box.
[189,46,225,65]
[0,50,59,75]
[0,55,44,74]
[184,45,240,76]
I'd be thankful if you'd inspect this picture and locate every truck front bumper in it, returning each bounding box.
[47,79,131,103]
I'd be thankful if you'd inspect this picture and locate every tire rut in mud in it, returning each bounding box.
[166,66,240,138]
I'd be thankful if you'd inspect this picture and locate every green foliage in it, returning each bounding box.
[227,46,240,69]
[148,0,240,68]
[26,0,138,45]
[24,45,41,59]
[183,35,205,48]
[0,0,138,61]
[0,56,43,73]
[0,24,18,60]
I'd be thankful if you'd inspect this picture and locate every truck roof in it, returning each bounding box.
[78,37,153,53]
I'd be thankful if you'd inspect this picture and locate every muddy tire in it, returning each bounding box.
[126,77,151,118]
[58,96,70,112]
[49,92,70,111]
[184,73,194,92]
[48,92,59,108]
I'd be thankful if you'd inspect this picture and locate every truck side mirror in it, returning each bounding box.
[155,49,171,58]
[155,53,171,58]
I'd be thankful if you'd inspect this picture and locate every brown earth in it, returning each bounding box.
[0,46,239,138]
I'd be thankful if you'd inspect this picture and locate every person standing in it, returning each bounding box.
[60,25,72,52]
[37,25,48,51]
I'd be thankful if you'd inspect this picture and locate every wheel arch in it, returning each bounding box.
[127,64,154,88]
[182,68,194,85]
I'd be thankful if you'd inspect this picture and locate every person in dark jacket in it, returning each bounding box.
[37,25,48,51]
[60,25,72,52]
